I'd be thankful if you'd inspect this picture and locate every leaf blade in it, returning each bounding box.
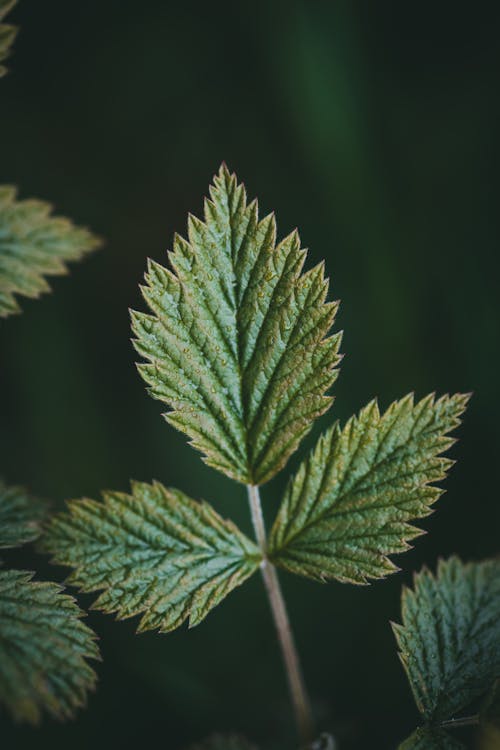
[0,187,101,317]
[0,479,47,549]
[393,557,500,722]
[0,0,17,78]
[0,569,99,723]
[41,480,261,632]
[131,164,341,484]
[268,393,468,583]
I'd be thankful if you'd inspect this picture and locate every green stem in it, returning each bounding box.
[247,484,314,745]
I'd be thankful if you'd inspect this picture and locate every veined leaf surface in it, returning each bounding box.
[0,0,17,77]
[131,164,341,485]
[269,393,468,583]
[0,570,99,723]
[0,186,101,317]
[0,480,47,549]
[393,557,500,722]
[42,480,261,632]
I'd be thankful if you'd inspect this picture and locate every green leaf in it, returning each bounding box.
[393,557,500,723]
[268,393,468,583]
[398,728,466,750]
[0,569,99,723]
[0,479,47,549]
[0,0,17,78]
[131,164,341,485]
[0,186,101,317]
[187,735,258,750]
[42,480,261,632]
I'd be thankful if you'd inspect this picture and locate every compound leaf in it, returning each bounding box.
[42,480,261,632]
[393,557,500,723]
[399,728,465,750]
[0,186,101,317]
[131,164,341,485]
[0,479,47,549]
[0,569,99,723]
[268,393,468,583]
[0,0,17,78]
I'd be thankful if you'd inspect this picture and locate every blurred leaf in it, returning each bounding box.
[0,569,99,723]
[398,727,466,750]
[0,479,47,549]
[0,0,17,78]
[187,735,258,750]
[268,393,468,583]
[42,480,261,632]
[0,186,101,317]
[131,164,341,485]
[393,557,500,722]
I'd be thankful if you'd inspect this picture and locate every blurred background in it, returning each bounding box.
[0,1,498,748]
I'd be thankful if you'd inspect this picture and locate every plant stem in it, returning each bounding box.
[247,484,314,745]
[440,715,480,730]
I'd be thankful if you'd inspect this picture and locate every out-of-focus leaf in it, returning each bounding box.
[0,570,99,723]
[42,480,261,632]
[0,186,101,317]
[393,557,500,722]
[131,164,341,485]
[269,394,468,583]
[0,0,17,78]
[0,479,47,549]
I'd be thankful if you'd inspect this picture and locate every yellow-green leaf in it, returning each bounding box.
[131,164,341,485]
[42,480,261,632]
[268,393,468,583]
[393,557,500,723]
[0,570,99,723]
[0,186,101,317]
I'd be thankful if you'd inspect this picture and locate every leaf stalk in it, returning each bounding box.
[247,484,314,745]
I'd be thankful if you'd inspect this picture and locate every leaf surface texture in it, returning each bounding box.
[0,570,99,723]
[269,394,468,583]
[393,557,500,722]
[42,480,261,632]
[131,164,341,484]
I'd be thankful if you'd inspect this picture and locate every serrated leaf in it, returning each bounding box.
[42,480,261,632]
[393,557,500,723]
[187,735,258,750]
[0,569,99,723]
[131,164,341,485]
[398,728,466,750]
[0,186,101,317]
[0,0,17,78]
[268,393,468,583]
[0,479,47,549]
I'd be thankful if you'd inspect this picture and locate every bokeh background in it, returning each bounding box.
[1,2,499,748]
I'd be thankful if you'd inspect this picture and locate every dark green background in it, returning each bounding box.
[1,2,498,748]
